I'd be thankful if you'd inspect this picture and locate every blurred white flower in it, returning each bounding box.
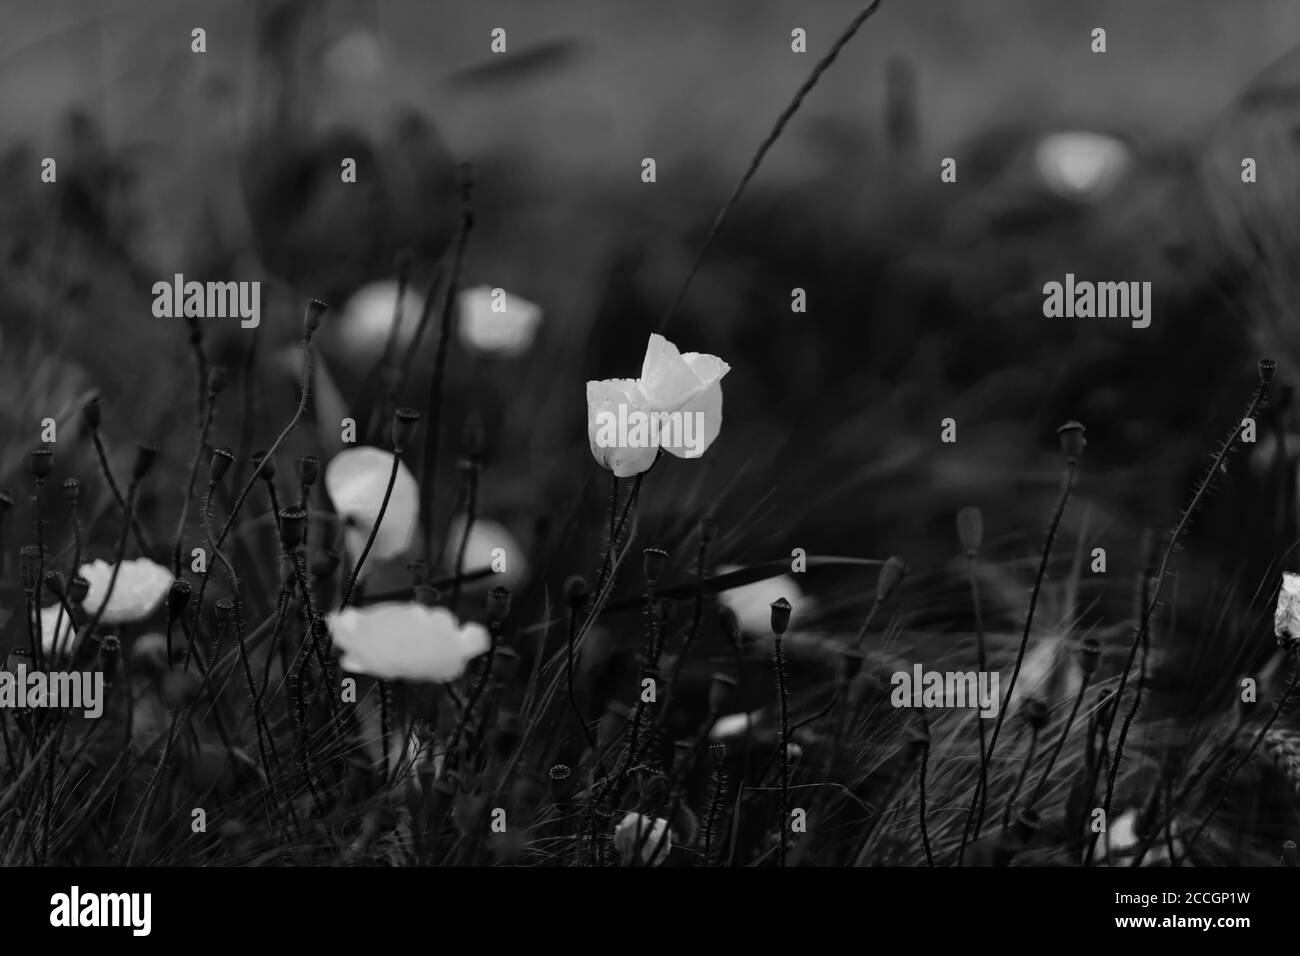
[443,516,527,589]
[586,333,729,476]
[1008,634,1081,714]
[1034,131,1130,202]
[79,558,173,625]
[708,710,759,740]
[337,281,426,361]
[37,605,75,657]
[1276,572,1300,644]
[326,602,489,682]
[717,567,809,637]
[457,285,542,358]
[613,811,671,866]
[325,447,420,574]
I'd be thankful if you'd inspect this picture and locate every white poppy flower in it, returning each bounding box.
[457,286,542,357]
[326,602,489,682]
[613,811,671,866]
[324,447,420,574]
[443,516,527,589]
[1034,131,1130,202]
[78,558,174,625]
[337,281,427,362]
[586,334,730,477]
[708,710,759,741]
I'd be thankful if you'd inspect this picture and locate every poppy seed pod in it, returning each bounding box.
[563,574,590,609]
[1079,636,1101,676]
[392,407,420,452]
[68,575,90,605]
[956,506,983,558]
[43,569,67,599]
[167,579,192,618]
[209,447,235,484]
[279,508,307,551]
[208,365,230,395]
[18,546,43,591]
[486,585,511,623]
[213,597,235,629]
[876,556,908,604]
[98,634,121,674]
[1021,697,1050,732]
[708,671,737,714]
[251,451,275,481]
[1260,358,1278,385]
[83,395,102,431]
[643,547,668,582]
[132,443,158,482]
[1057,421,1086,465]
[304,298,328,337]
[770,597,792,636]
[548,763,572,782]
[61,478,80,504]
[297,456,319,489]
[30,446,53,480]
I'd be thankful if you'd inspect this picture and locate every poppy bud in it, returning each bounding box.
[83,395,102,431]
[18,545,42,591]
[1020,697,1050,732]
[213,598,234,629]
[1057,421,1086,465]
[708,672,737,714]
[30,446,53,480]
[132,443,158,482]
[486,585,511,623]
[43,569,66,599]
[956,506,983,558]
[209,447,235,484]
[1260,358,1278,385]
[251,451,275,481]
[770,597,792,636]
[297,455,319,490]
[68,575,90,605]
[279,508,307,550]
[208,365,229,395]
[643,547,668,582]
[392,407,420,453]
[876,556,908,604]
[167,579,191,618]
[61,478,80,504]
[304,298,328,337]
[564,574,590,609]
[1079,636,1101,676]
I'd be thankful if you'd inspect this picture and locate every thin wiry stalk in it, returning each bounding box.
[1027,671,1092,810]
[774,634,790,868]
[657,0,888,335]
[339,449,402,610]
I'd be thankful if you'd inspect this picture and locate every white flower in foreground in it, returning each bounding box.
[325,447,420,574]
[613,811,671,866]
[586,333,730,477]
[327,602,489,682]
[457,286,543,357]
[79,558,173,625]
[717,568,809,637]
[37,605,76,657]
[337,281,426,361]
[443,516,527,589]
[1276,572,1300,646]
